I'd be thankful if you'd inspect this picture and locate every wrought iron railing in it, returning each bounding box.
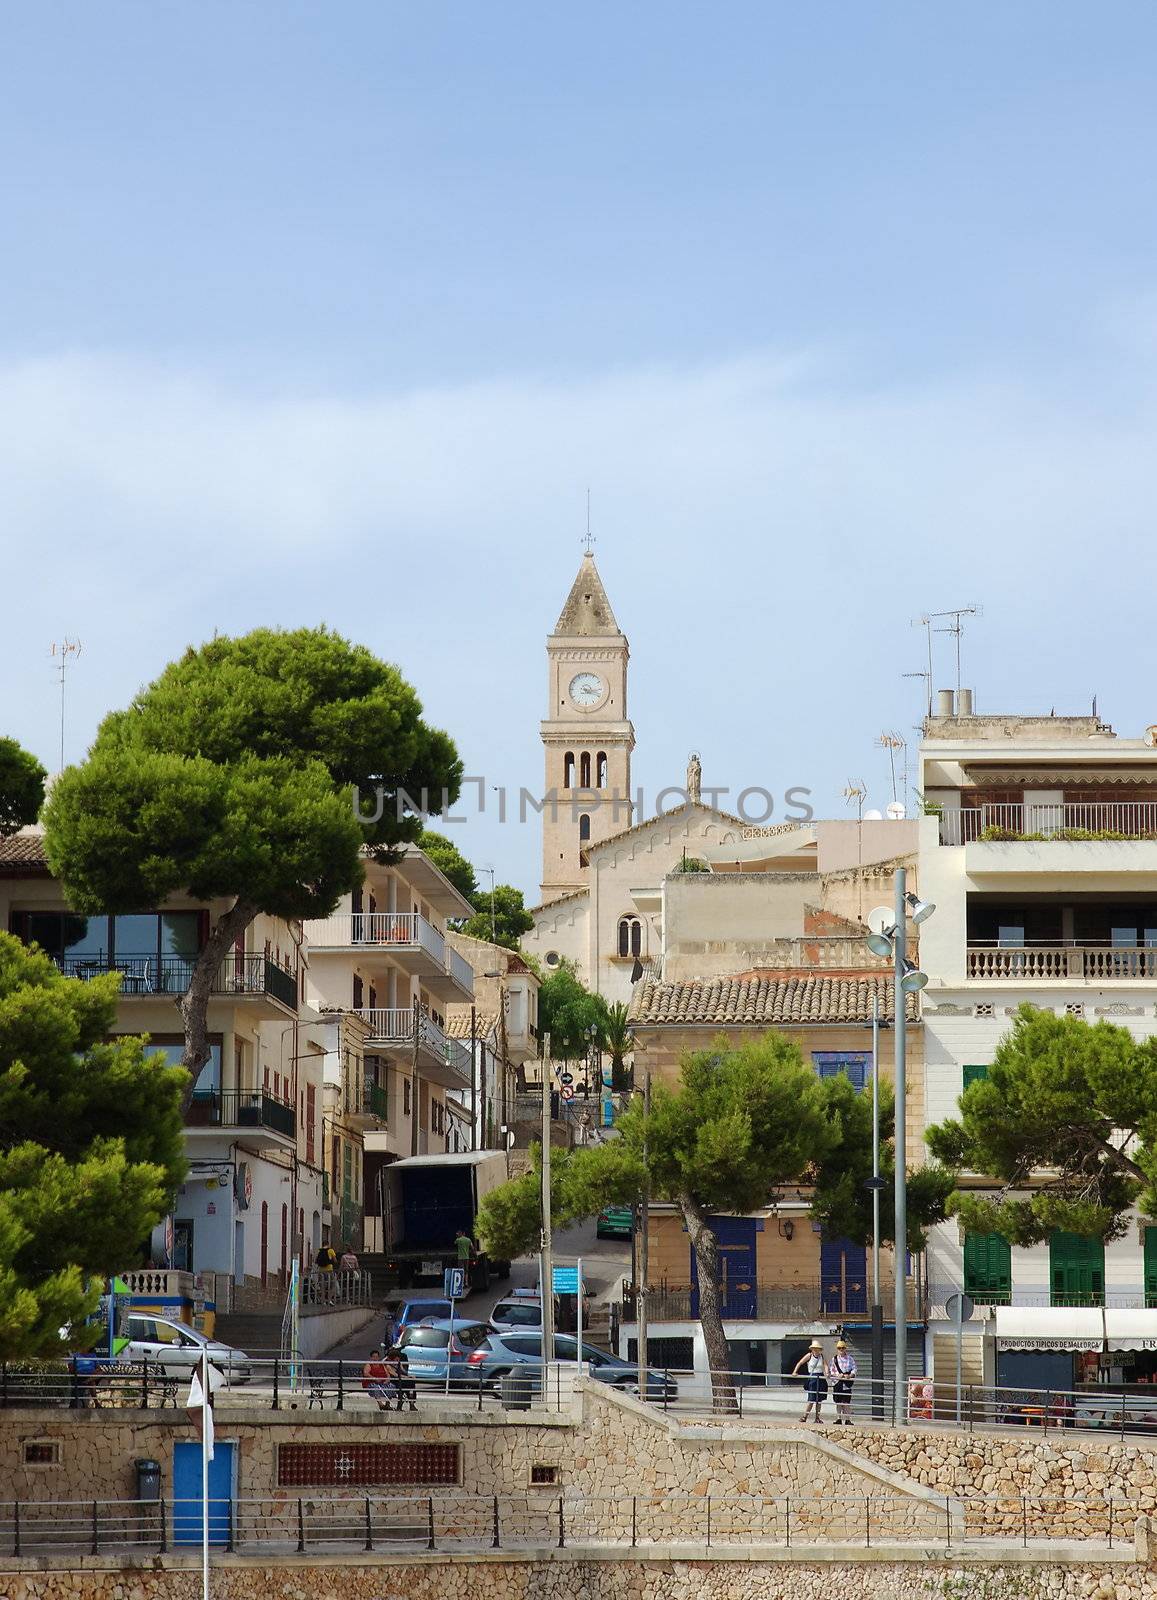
[54,951,297,1009]
[621,1280,926,1322]
[185,1089,296,1139]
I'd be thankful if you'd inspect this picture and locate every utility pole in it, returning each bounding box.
[893,868,909,1426]
[869,991,885,1418]
[540,1030,554,1365]
[636,1054,651,1398]
[470,1003,477,1152]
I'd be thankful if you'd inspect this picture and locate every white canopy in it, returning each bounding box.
[994,1306,1104,1352]
[1104,1309,1157,1353]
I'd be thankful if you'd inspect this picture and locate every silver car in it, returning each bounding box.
[123,1313,252,1384]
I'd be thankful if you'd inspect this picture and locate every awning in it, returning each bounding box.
[1104,1309,1157,1353]
[994,1306,1104,1352]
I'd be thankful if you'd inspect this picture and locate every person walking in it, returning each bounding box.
[792,1340,828,1424]
[828,1340,858,1425]
[315,1241,338,1304]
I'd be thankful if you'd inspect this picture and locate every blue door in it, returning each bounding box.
[690,1218,758,1318]
[173,1441,235,1545]
[820,1237,868,1316]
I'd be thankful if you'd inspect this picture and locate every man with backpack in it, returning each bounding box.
[315,1242,338,1303]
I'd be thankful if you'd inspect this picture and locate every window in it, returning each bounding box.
[402,1328,451,1349]
[404,1079,411,1115]
[563,752,575,788]
[278,1443,459,1487]
[617,917,642,959]
[23,1441,60,1467]
[963,1231,1011,1303]
[812,1052,868,1091]
[500,1304,542,1327]
[579,752,592,787]
[1145,1227,1157,1309]
[503,1336,542,1356]
[1050,1230,1105,1306]
[578,813,591,842]
[596,752,608,789]
[143,1036,223,1096]
[544,951,560,968]
[962,1063,988,1091]
[353,974,364,1009]
[626,1335,694,1370]
[13,910,203,981]
[530,1463,558,1485]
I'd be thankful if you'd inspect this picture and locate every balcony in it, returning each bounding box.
[55,952,298,1012]
[344,1078,389,1129]
[351,1006,472,1090]
[967,943,1157,981]
[622,1281,926,1324]
[184,1088,297,1147]
[940,802,1157,847]
[302,912,472,998]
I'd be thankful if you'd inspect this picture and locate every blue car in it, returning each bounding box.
[385,1297,454,1345]
[395,1318,490,1386]
[465,1330,677,1400]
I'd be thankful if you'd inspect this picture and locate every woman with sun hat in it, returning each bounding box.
[791,1339,828,1423]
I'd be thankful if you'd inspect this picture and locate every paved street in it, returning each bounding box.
[329,1217,632,1362]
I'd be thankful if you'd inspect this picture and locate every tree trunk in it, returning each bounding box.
[177,897,259,1112]
[678,1192,738,1415]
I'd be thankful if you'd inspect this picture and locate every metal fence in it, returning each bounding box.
[0,1491,1134,1558]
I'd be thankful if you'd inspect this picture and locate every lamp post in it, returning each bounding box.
[865,872,934,1427]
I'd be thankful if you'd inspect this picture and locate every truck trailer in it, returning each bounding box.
[377,1151,513,1291]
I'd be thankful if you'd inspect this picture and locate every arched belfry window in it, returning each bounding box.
[579,813,591,842]
[618,916,642,959]
[597,752,608,789]
[580,751,592,788]
[563,751,575,788]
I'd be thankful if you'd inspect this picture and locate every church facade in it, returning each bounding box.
[525,552,744,1006]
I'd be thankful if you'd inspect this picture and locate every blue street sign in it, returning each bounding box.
[444,1266,467,1301]
[551,1265,580,1294]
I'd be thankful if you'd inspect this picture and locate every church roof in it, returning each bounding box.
[628,970,918,1028]
[581,801,791,859]
[553,553,621,637]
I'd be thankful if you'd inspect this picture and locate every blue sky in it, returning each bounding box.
[4,3,1157,893]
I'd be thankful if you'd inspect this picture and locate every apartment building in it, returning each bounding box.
[0,831,326,1292]
[301,844,477,1254]
[445,931,539,1146]
[621,818,926,1387]
[918,692,1157,1394]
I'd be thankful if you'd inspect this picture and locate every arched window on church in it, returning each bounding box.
[579,813,591,842]
[579,751,592,788]
[618,916,642,959]
[596,751,608,789]
[563,751,575,788]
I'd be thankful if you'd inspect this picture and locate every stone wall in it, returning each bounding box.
[0,1551,1152,1600]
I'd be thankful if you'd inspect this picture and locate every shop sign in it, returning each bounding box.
[996,1335,1102,1352]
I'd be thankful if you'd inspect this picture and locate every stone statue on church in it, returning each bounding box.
[686,751,702,804]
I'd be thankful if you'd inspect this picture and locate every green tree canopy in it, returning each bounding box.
[0,737,47,836]
[479,1031,950,1411]
[42,627,461,1105]
[418,830,478,901]
[926,1004,1157,1243]
[537,958,605,1059]
[0,934,187,1357]
[459,882,534,950]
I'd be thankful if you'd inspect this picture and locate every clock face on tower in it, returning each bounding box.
[568,671,604,709]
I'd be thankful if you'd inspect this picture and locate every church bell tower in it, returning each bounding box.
[539,552,634,903]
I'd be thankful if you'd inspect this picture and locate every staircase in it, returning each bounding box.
[212,1312,286,1355]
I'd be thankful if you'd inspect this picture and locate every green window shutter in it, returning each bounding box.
[1146,1228,1157,1309]
[962,1063,988,1091]
[1050,1230,1105,1306]
[963,1232,1011,1301]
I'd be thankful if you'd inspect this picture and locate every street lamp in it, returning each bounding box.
[864,868,934,1426]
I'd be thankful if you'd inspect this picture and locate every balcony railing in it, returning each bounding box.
[446,945,475,992]
[622,1281,926,1323]
[929,1288,1143,1313]
[352,1007,471,1085]
[967,943,1157,980]
[185,1089,297,1139]
[55,952,297,1009]
[303,911,445,962]
[940,802,1157,846]
[362,1080,388,1119]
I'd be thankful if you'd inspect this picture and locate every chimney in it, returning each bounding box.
[957,688,974,716]
[936,689,956,717]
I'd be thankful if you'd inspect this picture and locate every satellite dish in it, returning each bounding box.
[886,801,907,820]
[863,808,884,821]
[866,905,894,937]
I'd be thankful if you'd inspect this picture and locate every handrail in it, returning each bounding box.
[940,801,1157,845]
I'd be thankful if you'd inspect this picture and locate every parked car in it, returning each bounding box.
[596,1206,634,1241]
[386,1297,455,1341]
[488,1286,592,1336]
[122,1314,252,1384]
[396,1319,491,1386]
[466,1330,677,1400]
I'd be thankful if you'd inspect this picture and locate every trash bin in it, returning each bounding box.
[499,1370,537,1411]
[135,1459,162,1502]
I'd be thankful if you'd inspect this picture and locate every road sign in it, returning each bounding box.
[444,1267,467,1301]
[560,1085,575,1100]
[945,1292,975,1323]
[558,1071,574,1086]
[552,1265,580,1294]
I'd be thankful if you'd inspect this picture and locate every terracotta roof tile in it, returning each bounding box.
[444,1011,498,1041]
[0,833,49,872]
[627,970,917,1028]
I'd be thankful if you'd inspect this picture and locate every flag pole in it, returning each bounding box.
[201,1349,210,1600]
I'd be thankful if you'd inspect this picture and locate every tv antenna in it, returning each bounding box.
[903,668,932,720]
[50,638,82,771]
[875,731,906,804]
[916,605,980,695]
[582,488,595,555]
